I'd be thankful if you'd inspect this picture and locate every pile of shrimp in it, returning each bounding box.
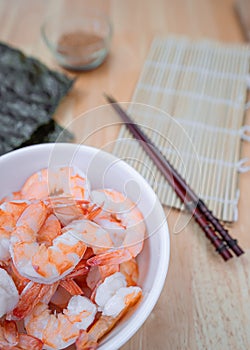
[0,166,145,350]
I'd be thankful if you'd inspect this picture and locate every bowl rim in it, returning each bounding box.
[0,143,170,350]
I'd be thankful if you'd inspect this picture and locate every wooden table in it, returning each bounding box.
[1,0,250,349]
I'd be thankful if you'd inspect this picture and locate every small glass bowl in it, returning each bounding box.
[41,9,112,71]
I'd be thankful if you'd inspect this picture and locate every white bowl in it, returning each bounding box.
[0,143,170,350]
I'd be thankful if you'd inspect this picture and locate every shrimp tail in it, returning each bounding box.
[11,282,55,320]
[120,258,139,286]
[60,279,83,295]
[99,264,119,280]
[76,287,142,349]
[66,259,89,279]
[87,249,132,266]
[75,330,98,350]
[87,205,102,221]
[18,333,44,350]
[9,262,29,294]
[2,320,18,346]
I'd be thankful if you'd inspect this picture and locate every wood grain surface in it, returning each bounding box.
[0,0,249,349]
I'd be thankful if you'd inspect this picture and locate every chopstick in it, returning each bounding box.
[104,94,244,260]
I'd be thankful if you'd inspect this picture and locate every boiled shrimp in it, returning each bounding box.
[0,319,43,350]
[10,202,114,284]
[0,268,19,318]
[21,166,90,201]
[87,189,146,266]
[21,166,91,226]
[64,218,114,254]
[0,200,28,260]
[24,295,97,350]
[10,201,87,283]
[21,168,48,200]
[94,272,141,317]
[76,272,142,350]
[91,189,145,246]
[0,172,146,350]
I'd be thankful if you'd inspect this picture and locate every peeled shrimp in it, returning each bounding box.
[0,170,145,349]
[87,189,146,266]
[0,200,28,260]
[64,218,114,254]
[10,201,87,283]
[21,166,90,201]
[94,272,141,317]
[76,272,142,350]
[10,202,113,284]
[21,168,48,200]
[24,295,97,350]
[0,268,19,318]
[21,166,91,226]
[91,189,145,246]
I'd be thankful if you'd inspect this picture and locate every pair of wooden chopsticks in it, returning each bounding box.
[104,94,244,261]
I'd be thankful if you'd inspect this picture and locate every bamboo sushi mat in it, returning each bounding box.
[112,36,250,222]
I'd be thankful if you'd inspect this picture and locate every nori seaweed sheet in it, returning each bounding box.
[20,119,74,147]
[0,42,74,156]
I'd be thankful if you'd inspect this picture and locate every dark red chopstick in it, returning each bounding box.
[104,94,244,260]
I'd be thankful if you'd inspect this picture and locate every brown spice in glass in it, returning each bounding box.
[57,30,105,67]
